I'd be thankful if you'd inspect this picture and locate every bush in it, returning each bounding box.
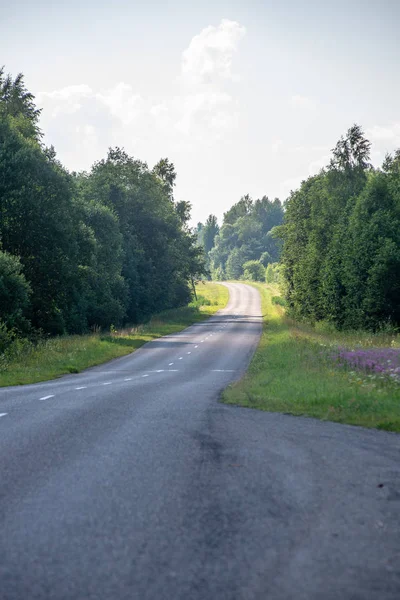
[265,263,281,284]
[242,260,265,282]
[271,296,287,307]
[0,251,31,330]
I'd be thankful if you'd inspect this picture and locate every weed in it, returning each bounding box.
[222,283,400,432]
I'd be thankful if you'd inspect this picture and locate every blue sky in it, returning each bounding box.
[2,0,400,223]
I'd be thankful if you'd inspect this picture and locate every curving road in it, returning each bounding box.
[0,282,400,599]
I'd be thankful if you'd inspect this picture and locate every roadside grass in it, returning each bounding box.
[222,283,400,432]
[0,282,228,387]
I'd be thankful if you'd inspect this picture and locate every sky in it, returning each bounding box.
[2,0,400,224]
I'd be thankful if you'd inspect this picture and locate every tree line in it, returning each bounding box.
[0,68,205,345]
[196,195,284,281]
[278,124,400,330]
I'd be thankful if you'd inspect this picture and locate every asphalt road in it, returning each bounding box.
[0,282,399,600]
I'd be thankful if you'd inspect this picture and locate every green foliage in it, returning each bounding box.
[208,195,284,280]
[265,263,281,284]
[223,283,400,432]
[242,260,265,281]
[0,251,31,330]
[279,124,400,331]
[0,67,207,344]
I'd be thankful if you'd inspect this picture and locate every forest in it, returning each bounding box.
[279,125,400,331]
[2,65,400,356]
[0,68,205,350]
[196,195,284,281]
[198,125,400,332]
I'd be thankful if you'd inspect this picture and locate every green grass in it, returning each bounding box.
[0,282,228,387]
[222,283,400,432]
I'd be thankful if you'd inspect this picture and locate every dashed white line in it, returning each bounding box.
[124,378,132,381]
[179,357,183,360]
[156,369,165,373]
[40,395,55,401]
[169,363,174,366]
[142,374,149,378]
[168,369,179,372]
[187,352,191,355]
[75,386,87,390]
[212,369,236,372]
[0,413,7,418]
[194,345,198,348]
[102,382,112,386]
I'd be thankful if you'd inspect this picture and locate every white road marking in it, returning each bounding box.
[187,352,191,355]
[156,369,165,373]
[0,413,7,418]
[169,363,174,366]
[75,386,87,390]
[179,357,183,360]
[142,374,149,377]
[195,345,198,348]
[201,340,205,342]
[40,395,55,401]
[168,369,179,372]
[211,369,236,372]
[103,382,112,386]
[124,378,132,381]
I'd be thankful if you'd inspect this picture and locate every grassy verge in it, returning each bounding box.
[0,282,228,387]
[223,283,400,432]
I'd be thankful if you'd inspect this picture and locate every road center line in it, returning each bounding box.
[40,395,55,401]
[142,374,149,378]
[0,413,7,418]
[102,382,112,386]
[169,363,174,366]
[187,352,191,355]
[124,378,132,381]
[194,345,198,348]
[179,357,183,360]
[75,386,87,390]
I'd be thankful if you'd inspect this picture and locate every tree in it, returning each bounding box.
[0,250,31,331]
[330,124,371,172]
[209,195,284,279]
[152,158,176,199]
[242,260,265,282]
[202,215,219,253]
[0,68,42,140]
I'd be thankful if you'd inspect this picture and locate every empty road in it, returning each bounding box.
[0,282,399,599]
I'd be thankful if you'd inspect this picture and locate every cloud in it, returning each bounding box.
[36,20,246,168]
[181,19,246,85]
[290,95,317,110]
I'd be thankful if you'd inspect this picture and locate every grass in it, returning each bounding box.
[0,282,229,387]
[222,283,400,432]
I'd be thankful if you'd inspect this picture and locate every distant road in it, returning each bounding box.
[0,283,399,599]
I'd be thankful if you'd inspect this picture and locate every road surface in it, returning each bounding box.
[0,282,399,599]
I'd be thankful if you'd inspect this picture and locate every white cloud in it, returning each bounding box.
[290,95,317,110]
[181,19,246,85]
[36,19,246,168]
[97,83,144,125]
